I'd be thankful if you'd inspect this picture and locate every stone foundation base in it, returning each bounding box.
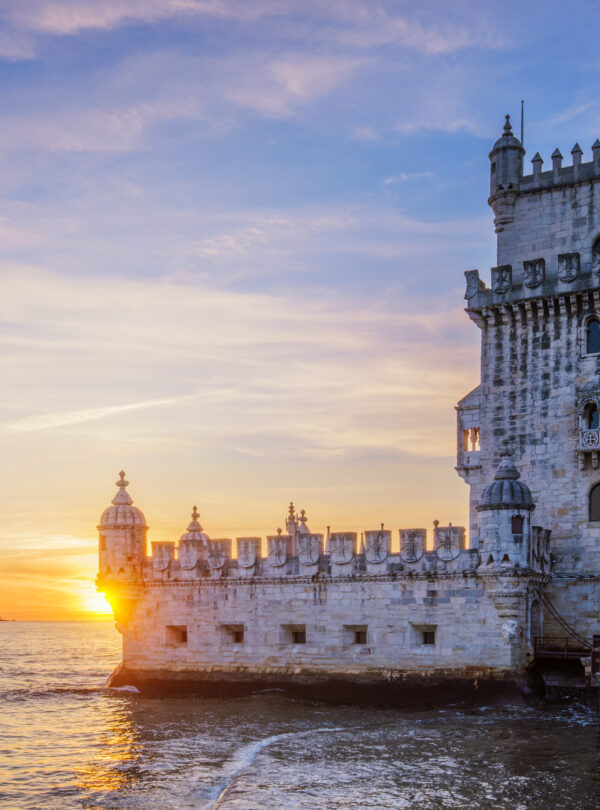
[107,663,537,707]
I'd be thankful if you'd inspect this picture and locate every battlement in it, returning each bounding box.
[520,141,600,191]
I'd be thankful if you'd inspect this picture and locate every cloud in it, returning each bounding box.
[223,54,363,118]
[383,172,435,184]
[0,394,202,434]
[549,102,596,126]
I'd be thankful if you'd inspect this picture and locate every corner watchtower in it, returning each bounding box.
[489,114,525,233]
[97,471,147,582]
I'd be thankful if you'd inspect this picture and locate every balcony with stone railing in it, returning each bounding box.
[580,429,600,450]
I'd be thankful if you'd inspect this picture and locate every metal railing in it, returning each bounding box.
[533,636,592,659]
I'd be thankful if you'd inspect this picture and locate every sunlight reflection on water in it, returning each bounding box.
[1,622,600,810]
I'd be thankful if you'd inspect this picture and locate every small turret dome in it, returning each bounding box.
[179,505,210,544]
[98,471,147,529]
[477,458,534,511]
[490,114,524,156]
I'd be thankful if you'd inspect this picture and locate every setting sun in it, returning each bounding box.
[78,584,113,619]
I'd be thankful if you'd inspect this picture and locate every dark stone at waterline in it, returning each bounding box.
[107,664,539,708]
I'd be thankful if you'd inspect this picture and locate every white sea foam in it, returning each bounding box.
[203,726,344,809]
[108,684,140,693]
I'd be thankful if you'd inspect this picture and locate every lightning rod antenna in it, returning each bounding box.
[521,99,524,148]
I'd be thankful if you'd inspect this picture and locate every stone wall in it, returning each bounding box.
[113,571,538,683]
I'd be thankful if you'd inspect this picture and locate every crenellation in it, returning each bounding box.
[96,113,600,700]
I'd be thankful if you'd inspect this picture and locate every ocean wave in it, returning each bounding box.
[1,685,111,702]
[202,726,345,809]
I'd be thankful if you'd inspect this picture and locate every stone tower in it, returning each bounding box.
[97,471,147,582]
[457,115,600,637]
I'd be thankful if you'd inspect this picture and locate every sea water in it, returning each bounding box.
[1,622,599,809]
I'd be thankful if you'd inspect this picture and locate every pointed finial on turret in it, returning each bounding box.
[288,501,295,518]
[299,509,307,526]
[531,152,543,165]
[111,470,133,506]
[571,143,583,155]
[503,114,512,135]
[277,526,282,536]
[186,505,203,532]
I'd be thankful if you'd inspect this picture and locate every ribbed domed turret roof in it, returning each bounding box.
[477,458,534,511]
[179,505,209,545]
[490,114,524,156]
[98,471,147,529]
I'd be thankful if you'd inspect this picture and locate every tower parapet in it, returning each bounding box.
[97,471,147,582]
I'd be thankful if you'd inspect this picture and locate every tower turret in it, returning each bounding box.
[98,471,147,581]
[476,458,535,569]
[488,114,525,232]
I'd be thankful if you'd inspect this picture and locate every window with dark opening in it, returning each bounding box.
[292,630,306,644]
[585,403,599,429]
[221,624,244,644]
[354,630,367,645]
[590,484,600,521]
[100,535,106,551]
[511,515,524,536]
[422,631,436,645]
[166,625,187,645]
[587,318,600,354]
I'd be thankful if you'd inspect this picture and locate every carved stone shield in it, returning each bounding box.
[178,538,199,570]
[267,536,289,567]
[523,258,545,288]
[558,252,579,282]
[152,542,173,571]
[464,269,482,300]
[330,533,355,565]
[400,529,425,562]
[237,537,260,568]
[207,539,229,570]
[491,265,512,294]
[298,534,321,565]
[364,530,390,563]
[435,526,464,561]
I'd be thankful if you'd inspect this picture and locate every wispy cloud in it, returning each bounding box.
[383,172,435,184]
[549,101,596,126]
[0,394,202,434]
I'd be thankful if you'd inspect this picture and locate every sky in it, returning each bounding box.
[2,0,600,619]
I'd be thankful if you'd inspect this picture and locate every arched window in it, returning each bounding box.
[585,403,599,429]
[587,318,600,354]
[589,483,600,521]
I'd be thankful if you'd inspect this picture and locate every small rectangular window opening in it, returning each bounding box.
[281,623,307,645]
[422,631,436,646]
[221,624,244,644]
[354,630,367,645]
[100,535,106,551]
[166,625,187,645]
[511,515,524,537]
